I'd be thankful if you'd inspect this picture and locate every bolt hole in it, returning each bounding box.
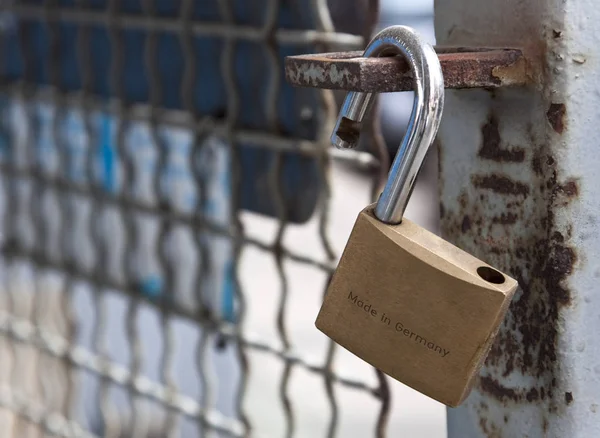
[477,266,505,284]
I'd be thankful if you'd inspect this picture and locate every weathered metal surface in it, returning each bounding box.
[436,0,600,437]
[285,48,529,92]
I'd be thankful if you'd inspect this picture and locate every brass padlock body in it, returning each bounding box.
[316,206,517,406]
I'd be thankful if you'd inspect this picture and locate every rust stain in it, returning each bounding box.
[545,245,576,305]
[461,215,472,232]
[479,116,526,162]
[558,179,579,198]
[532,152,557,177]
[488,331,519,377]
[532,156,543,175]
[480,376,519,402]
[477,400,502,438]
[479,378,549,404]
[479,418,489,436]
[565,392,574,405]
[546,103,566,134]
[526,387,540,402]
[483,151,576,388]
[492,213,518,225]
[471,174,530,196]
[442,136,578,413]
[478,417,501,438]
[504,236,575,380]
[459,192,468,208]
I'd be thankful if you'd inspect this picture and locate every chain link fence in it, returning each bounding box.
[0,0,392,437]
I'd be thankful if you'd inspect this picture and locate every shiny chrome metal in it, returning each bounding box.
[331,25,445,224]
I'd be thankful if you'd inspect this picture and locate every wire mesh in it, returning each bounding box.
[0,1,390,437]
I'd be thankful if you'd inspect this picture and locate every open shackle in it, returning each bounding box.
[332,25,445,225]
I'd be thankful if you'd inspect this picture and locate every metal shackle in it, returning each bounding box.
[332,26,445,225]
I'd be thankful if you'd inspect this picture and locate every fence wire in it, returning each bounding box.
[0,1,390,437]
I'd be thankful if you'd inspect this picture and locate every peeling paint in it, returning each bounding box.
[300,63,326,86]
[328,64,358,87]
[491,55,531,88]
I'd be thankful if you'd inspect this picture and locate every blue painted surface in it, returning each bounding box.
[0,97,10,159]
[139,275,164,301]
[99,114,116,193]
[222,259,236,322]
[1,1,323,222]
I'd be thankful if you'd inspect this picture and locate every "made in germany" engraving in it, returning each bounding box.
[347,291,450,358]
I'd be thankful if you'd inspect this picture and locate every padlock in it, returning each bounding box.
[315,26,518,407]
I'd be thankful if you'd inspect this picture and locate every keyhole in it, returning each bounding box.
[477,266,505,284]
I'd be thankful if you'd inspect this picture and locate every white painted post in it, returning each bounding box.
[435,0,600,436]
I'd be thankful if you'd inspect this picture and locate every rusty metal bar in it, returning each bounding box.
[285,48,529,92]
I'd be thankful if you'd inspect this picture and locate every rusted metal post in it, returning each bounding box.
[435,1,599,437]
